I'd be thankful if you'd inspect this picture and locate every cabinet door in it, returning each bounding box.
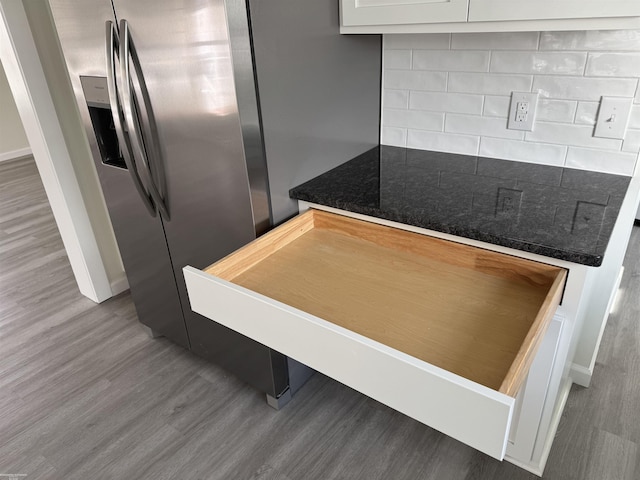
[506,316,563,463]
[341,0,469,26]
[469,0,640,22]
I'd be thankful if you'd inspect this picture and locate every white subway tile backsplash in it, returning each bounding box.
[540,30,640,51]
[448,73,532,95]
[565,147,637,176]
[622,130,640,153]
[384,89,409,109]
[451,32,539,50]
[410,91,484,114]
[385,34,450,50]
[526,122,622,150]
[381,30,640,176]
[384,70,447,91]
[628,105,640,129]
[483,96,510,117]
[479,138,567,166]
[382,126,407,148]
[407,130,479,155]
[490,52,586,75]
[537,99,577,123]
[385,50,412,70]
[586,53,640,78]
[533,76,637,101]
[413,50,490,72]
[445,114,523,140]
[384,108,444,131]
[575,102,600,126]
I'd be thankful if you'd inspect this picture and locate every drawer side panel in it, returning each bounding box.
[184,266,515,460]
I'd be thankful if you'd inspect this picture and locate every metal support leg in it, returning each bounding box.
[140,324,162,339]
[266,388,292,410]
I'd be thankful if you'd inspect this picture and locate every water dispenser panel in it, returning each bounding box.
[80,75,126,169]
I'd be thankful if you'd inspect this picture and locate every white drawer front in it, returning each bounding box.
[184,266,515,460]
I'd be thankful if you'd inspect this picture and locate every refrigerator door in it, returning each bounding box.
[49,0,189,348]
[111,0,288,396]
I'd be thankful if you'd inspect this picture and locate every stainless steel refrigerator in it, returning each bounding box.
[48,0,380,406]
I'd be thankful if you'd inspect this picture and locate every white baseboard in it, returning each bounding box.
[0,147,32,162]
[570,363,592,388]
[109,274,130,297]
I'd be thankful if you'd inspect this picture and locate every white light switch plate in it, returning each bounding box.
[594,96,633,140]
[508,92,538,131]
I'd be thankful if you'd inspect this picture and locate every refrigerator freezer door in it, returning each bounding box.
[49,0,189,348]
[111,0,260,287]
[110,0,287,396]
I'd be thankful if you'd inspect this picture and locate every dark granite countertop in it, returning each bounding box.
[289,146,631,267]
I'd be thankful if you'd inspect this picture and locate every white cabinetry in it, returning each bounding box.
[340,0,640,33]
[469,0,640,23]
[340,0,468,26]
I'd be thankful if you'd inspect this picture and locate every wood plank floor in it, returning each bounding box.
[1,156,638,479]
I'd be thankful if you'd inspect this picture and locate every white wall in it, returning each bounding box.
[0,59,29,160]
[381,30,640,175]
[21,0,127,295]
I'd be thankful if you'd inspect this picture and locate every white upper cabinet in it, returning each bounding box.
[340,0,640,33]
[340,0,469,26]
[469,0,640,22]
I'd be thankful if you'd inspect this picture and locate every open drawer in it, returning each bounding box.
[183,209,566,460]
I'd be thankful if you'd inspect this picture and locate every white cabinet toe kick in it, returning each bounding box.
[184,208,567,469]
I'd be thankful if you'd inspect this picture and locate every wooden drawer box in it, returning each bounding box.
[183,209,566,460]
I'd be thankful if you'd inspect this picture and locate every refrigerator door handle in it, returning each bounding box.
[105,20,157,217]
[119,19,171,220]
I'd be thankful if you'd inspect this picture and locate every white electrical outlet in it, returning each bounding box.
[594,96,633,140]
[508,92,538,131]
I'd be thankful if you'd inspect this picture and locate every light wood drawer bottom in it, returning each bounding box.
[184,209,566,459]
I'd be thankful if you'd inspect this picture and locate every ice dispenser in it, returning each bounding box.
[80,76,126,169]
